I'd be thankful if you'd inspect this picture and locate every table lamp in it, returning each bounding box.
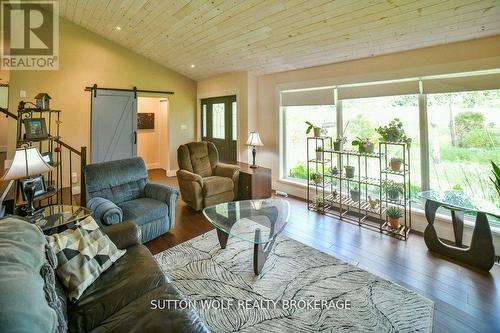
[1,147,53,216]
[246,131,263,169]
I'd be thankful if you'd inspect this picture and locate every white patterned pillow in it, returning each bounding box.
[46,216,125,301]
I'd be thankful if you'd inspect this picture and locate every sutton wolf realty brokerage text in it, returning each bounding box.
[151,299,352,311]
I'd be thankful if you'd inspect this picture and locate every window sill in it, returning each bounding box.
[277,178,500,236]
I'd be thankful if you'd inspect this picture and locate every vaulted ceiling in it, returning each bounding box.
[57,0,500,80]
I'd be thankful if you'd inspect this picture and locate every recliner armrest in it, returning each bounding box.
[144,182,179,203]
[176,170,203,185]
[87,197,123,226]
[214,163,240,179]
[103,220,142,249]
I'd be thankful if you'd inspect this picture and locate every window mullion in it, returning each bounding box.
[419,93,430,191]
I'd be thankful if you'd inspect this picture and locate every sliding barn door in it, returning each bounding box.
[91,89,137,163]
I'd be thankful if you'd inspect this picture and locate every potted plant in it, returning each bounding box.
[329,166,339,175]
[333,136,347,151]
[312,195,324,209]
[368,196,380,209]
[383,180,404,201]
[344,165,355,178]
[315,146,323,160]
[375,118,412,146]
[352,137,374,154]
[350,184,361,201]
[310,171,323,184]
[389,157,403,172]
[305,121,325,138]
[386,206,402,229]
[332,188,338,198]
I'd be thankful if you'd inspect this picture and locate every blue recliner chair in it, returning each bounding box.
[83,157,179,243]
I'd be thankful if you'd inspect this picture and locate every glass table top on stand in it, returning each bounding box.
[33,205,91,233]
[417,190,500,271]
[202,199,291,275]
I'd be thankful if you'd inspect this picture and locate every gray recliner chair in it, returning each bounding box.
[83,157,179,243]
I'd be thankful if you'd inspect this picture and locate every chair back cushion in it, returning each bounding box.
[177,142,219,178]
[84,157,148,204]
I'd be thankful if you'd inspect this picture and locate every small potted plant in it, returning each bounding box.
[384,180,404,201]
[315,146,323,160]
[375,118,412,146]
[332,188,338,198]
[305,121,326,138]
[310,171,323,184]
[312,195,324,209]
[368,196,380,209]
[333,136,347,151]
[329,166,339,175]
[389,157,403,172]
[344,165,355,178]
[352,137,374,154]
[350,184,361,201]
[386,206,402,229]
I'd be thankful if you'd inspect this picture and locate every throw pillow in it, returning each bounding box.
[46,216,126,301]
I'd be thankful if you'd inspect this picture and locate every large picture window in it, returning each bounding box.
[280,82,500,219]
[283,105,335,182]
[427,90,500,204]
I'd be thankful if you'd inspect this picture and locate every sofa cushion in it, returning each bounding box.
[188,143,213,177]
[203,176,234,197]
[68,245,166,333]
[119,198,169,226]
[89,284,209,333]
[46,216,126,301]
[0,218,60,333]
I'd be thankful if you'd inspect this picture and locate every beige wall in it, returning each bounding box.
[197,71,258,163]
[137,97,160,169]
[0,67,9,153]
[257,35,500,191]
[7,17,196,179]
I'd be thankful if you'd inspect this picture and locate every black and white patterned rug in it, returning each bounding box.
[154,224,434,332]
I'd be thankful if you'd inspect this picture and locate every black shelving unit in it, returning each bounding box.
[307,137,412,240]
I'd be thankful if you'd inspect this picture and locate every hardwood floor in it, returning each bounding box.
[149,170,500,332]
[14,168,500,332]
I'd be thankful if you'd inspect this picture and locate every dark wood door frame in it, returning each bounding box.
[201,95,237,163]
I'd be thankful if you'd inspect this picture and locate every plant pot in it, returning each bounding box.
[388,191,400,201]
[313,127,322,137]
[344,166,355,178]
[389,159,402,172]
[358,143,374,154]
[350,189,360,201]
[316,151,323,160]
[386,131,400,142]
[388,217,401,229]
[330,166,339,175]
[333,141,341,151]
[313,176,322,184]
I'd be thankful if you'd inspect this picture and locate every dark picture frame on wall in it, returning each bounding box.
[23,118,48,140]
[138,113,154,129]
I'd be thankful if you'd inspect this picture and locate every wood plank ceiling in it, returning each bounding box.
[57,0,500,80]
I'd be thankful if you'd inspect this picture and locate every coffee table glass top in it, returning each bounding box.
[202,199,291,244]
[34,205,91,231]
[417,190,500,218]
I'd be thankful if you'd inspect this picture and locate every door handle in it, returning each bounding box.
[134,131,137,144]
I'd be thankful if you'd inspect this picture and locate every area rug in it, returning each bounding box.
[154,224,434,332]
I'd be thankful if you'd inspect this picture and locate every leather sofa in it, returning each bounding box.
[84,157,179,243]
[177,142,239,211]
[0,217,209,333]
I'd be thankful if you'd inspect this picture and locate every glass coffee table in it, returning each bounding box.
[417,190,500,271]
[33,205,91,233]
[203,199,290,275]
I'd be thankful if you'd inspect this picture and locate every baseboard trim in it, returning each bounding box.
[166,169,177,177]
[146,162,160,170]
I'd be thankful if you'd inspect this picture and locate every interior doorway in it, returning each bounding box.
[137,97,169,171]
[201,95,237,163]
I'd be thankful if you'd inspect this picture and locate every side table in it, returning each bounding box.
[31,205,91,234]
[237,162,272,200]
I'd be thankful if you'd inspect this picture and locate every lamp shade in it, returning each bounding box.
[1,147,53,181]
[246,131,263,147]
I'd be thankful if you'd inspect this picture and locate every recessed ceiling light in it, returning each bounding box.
[190,64,195,68]
[115,26,122,31]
